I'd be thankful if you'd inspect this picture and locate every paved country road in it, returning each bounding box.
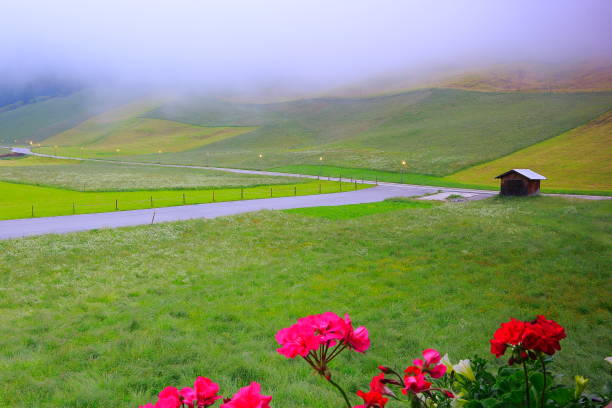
[0,147,607,240]
[0,184,461,240]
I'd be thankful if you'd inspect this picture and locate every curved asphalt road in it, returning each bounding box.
[0,146,606,240]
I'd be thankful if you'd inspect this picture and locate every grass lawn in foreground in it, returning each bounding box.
[0,180,369,220]
[0,197,609,407]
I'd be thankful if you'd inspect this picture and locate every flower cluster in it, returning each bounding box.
[138,379,271,408]
[490,315,566,362]
[275,312,370,378]
[403,348,447,394]
[351,349,454,408]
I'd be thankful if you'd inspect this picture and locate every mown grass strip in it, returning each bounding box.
[0,180,371,220]
[284,198,436,220]
[270,164,495,190]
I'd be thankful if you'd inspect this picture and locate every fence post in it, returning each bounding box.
[270,187,273,198]
[213,191,215,202]
[294,186,297,196]
[150,196,153,207]
[354,181,357,190]
[31,204,34,217]
[183,193,186,205]
[115,199,118,210]
[72,202,75,214]
[241,188,244,200]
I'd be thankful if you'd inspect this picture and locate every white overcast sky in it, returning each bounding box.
[1,0,611,88]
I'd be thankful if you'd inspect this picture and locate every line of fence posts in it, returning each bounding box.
[24,180,357,220]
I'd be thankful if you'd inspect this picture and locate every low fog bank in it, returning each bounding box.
[1,0,611,98]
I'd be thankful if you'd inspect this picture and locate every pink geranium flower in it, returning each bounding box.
[298,312,349,344]
[155,395,181,408]
[220,382,272,408]
[409,349,447,379]
[179,387,196,407]
[343,315,371,353]
[194,377,222,406]
[159,387,180,400]
[276,323,322,358]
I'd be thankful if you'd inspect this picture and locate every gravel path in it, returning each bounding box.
[0,147,606,240]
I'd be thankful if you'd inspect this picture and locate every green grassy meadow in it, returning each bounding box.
[0,90,130,144]
[270,164,612,195]
[0,180,368,220]
[284,198,436,219]
[272,164,494,189]
[0,197,609,407]
[450,110,612,191]
[0,161,307,192]
[144,89,612,175]
[35,100,255,158]
[3,87,609,194]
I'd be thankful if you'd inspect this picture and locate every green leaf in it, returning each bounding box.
[548,387,574,405]
[480,398,499,408]
[530,372,545,393]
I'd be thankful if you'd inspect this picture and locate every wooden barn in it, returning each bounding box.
[495,169,546,196]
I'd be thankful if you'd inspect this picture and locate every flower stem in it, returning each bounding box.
[522,360,531,408]
[539,356,547,408]
[326,377,352,408]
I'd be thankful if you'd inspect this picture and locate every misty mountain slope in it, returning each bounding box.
[144,88,612,175]
[332,63,612,97]
[0,77,82,113]
[0,90,131,144]
[35,101,256,157]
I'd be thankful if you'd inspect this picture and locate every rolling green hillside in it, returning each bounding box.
[0,90,130,144]
[36,101,255,158]
[449,110,612,191]
[145,89,612,175]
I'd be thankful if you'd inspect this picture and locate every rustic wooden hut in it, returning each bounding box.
[495,169,546,196]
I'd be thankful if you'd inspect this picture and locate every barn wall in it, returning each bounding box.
[527,180,541,195]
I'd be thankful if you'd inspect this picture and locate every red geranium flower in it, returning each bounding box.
[490,316,566,358]
[354,389,388,408]
[402,373,431,394]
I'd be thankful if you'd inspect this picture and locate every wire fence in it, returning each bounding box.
[0,179,373,220]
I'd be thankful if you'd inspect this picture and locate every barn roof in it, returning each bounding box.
[495,169,547,180]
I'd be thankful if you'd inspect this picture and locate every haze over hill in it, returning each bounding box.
[2,0,611,95]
